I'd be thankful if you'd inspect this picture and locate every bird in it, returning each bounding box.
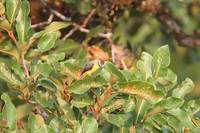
[81,60,105,78]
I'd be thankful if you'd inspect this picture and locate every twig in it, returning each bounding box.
[0,26,18,45]
[62,9,96,40]
[31,14,54,28]
[156,5,200,47]
[82,9,96,27]
[7,31,17,45]
[62,27,78,40]
[20,54,30,78]
[39,0,71,21]
[49,9,71,21]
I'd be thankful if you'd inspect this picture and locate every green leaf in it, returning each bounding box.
[11,62,26,82]
[38,78,60,92]
[144,97,184,120]
[137,52,153,80]
[16,103,33,120]
[49,118,61,133]
[5,0,21,24]
[166,116,182,133]
[44,21,70,32]
[103,113,129,127]
[152,45,170,77]
[82,117,98,133]
[71,94,94,108]
[38,31,60,52]
[74,122,82,133]
[134,99,149,124]
[104,62,126,82]
[1,93,16,130]
[54,39,79,53]
[33,91,52,108]
[118,80,163,101]
[0,18,12,31]
[172,78,194,98]
[37,62,54,77]
[47,52,65,63]
[167,108,197,129]
[123,99,135,113]
[56,97,76,125]
[27,114,46,133]
[16,0,31,43]
[0,2,5,15]
[61,129,73,133]
[0,62,22,85]
[69,76,107,94]
[156,68,177,90]
[27,114,36,133]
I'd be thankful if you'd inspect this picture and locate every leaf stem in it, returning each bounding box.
[7,31,17,45]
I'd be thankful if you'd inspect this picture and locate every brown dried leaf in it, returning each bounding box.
[88,46,109,61]
[138,0,160,13]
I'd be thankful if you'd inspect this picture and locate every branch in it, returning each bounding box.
[39,0,71,21]
[62,9,96,40]
[156,5,200,47]
[31,14,54,28]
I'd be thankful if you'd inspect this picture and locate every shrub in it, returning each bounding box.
[0,0,200,133]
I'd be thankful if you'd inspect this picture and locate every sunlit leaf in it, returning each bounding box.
[0,18,12,31]
[144,97,184,120]
[118,80,163,101]
[47,52,65,63]
[44,21,70,32]
[56,97,76,125]
[172,78,194,98]
[38,31,60,52]
[156,68,177,90]
[5,0,21,24]
[0,2,5,16]
[37,62,54,77]
[82,117,98,133]
[152,45,170,78]
[103,113,129,127]
[0,62,22,85]
[38,78,60,92]
[104,62,126,82]
[134,99,149,124]
[137,52,153,80]
[71,94,94,108]
[16,0,31,43]
[1,93,16,130]
[69,76,107,94]
[167,108,197,129]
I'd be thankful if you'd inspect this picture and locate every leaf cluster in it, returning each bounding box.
[0,0,200,133]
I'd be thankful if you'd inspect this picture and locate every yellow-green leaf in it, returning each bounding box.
[118,80,163,100]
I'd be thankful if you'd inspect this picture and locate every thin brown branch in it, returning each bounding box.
[22,59,30,78]
[39,0,71,21]
[7,31,17,45]
[62,26,78,40]
[156,5,200,47]
[20,54,30,78]
[82,9,96,27]
[31,14,54,28]
[49,9,71,21]
[62,9,96,40]
[0,26,18,45]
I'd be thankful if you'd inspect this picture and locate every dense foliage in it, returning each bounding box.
[0,0,200,133]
